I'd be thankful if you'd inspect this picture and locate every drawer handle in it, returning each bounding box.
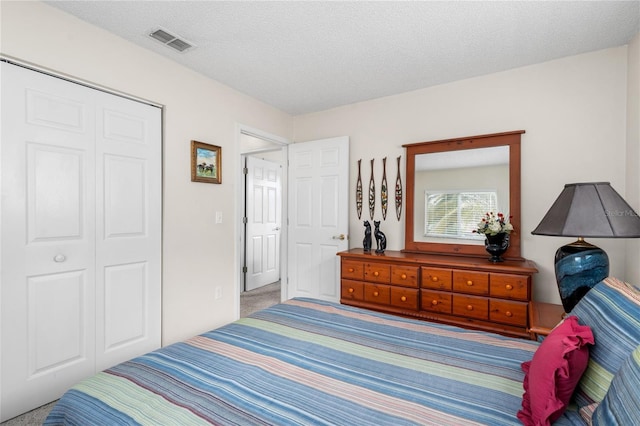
[431,276,439,282]
[506,311,513,317]
[348,268,354,273]
[373,271,379,277]
[466,305,474,311]
[467,280,474,286]
[505,284,513,290]
[400,296,407,302]
[431,300,438,306]
[373,291,379,297]
[401,273,407,279]
[348,287,354,293]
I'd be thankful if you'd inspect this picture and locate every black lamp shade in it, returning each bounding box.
[532,182,640,238]
[532,182,640,312]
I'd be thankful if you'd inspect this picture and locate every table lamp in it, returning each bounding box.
[531,182,640,312]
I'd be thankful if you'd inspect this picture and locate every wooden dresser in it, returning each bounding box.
[338,248,538,339]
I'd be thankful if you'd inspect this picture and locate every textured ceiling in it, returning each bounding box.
[47,1,639,115]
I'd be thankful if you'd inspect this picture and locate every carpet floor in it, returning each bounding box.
[1,282,281,425]
[240,280,281,317]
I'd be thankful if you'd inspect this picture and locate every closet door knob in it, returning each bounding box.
[53,254,66,263]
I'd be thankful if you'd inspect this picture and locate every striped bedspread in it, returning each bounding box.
[46,298,546,425]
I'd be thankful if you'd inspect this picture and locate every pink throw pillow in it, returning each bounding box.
[518,315,594,426]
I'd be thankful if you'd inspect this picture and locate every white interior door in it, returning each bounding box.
[1,63,97,421]
[287,137,349,302]
[245,156,282,291]
[0,62,161,421]
[94,83,162,371]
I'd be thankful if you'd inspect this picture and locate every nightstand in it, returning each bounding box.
[528,301,566,340]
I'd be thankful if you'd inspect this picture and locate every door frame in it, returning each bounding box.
[234,124,290,319]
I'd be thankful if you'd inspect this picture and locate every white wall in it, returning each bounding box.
[0,1,293,345]
[626,33,640,283]
[3,1,637,327]
[294,46,634,304]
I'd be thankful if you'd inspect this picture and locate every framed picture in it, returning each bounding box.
[191,140,221,184]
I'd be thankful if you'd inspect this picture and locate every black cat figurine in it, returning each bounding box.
[374,220,386,253]
[363,221,372,252]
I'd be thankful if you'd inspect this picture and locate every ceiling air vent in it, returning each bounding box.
[149,28,194,53]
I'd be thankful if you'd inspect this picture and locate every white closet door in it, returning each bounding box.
[0,62,161,421]
[94,87,162,370]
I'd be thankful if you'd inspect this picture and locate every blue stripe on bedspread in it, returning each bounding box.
[45,298,540,426]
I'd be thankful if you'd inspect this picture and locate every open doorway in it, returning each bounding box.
[236,125,290,318]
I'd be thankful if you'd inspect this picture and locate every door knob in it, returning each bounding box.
[273,227,281,231]
[332,234,346,240]
[53,254,66,263]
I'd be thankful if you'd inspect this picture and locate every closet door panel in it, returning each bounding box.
[28,271,88,373]
[104,262,147,350]
[104,155,147,237]
[1,62,96,422]
[95,92,162,370]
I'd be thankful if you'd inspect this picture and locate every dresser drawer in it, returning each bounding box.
[341,260,363,280]
[490,299,528,327]
[453,271,489,295]
[364,283,391,304]
[390,265,419,287]
[364,263,391,283]
[453,294,489,320]
[390,287,419,310]
[490,273,530,301]
[338,249,537,339]
[421,290,452,314]
[421,267,452,290]
[341,280,364,301]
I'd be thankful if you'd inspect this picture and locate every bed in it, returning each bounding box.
[45,277,640,425]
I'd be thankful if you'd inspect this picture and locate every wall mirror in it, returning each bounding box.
[403,131,524,259]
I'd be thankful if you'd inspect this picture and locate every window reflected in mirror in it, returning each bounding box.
[424,190,499,241]
[415,145,509,245]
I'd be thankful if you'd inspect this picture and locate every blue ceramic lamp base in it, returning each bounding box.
[554,238,609,312]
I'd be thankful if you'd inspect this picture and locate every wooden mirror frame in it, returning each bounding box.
[403,130,524,259]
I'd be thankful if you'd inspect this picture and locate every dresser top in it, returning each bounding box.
[338,248,538,274]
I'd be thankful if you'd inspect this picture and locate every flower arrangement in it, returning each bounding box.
[473,212,514,236]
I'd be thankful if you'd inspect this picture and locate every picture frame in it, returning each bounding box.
[191,140,221,184]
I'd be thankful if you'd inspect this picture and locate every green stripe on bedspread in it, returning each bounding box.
[45,297,540,426]
[74,372,211,425]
